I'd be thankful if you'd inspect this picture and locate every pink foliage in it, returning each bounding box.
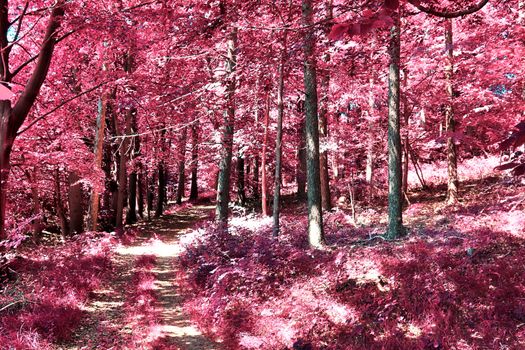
[177,210,525,349]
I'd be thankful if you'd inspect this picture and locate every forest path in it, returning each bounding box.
[67,204,220,350]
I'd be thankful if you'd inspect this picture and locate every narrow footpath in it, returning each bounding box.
[66,205,220,350]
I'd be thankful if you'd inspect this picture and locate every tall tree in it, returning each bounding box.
[216,27,238,224]
[0,2,65,238]
[189,120,199,201]
[261,92,270,216]
[444,18,459,205]
[90,95,107,231]
[319,0,333,212]
[176,126,188,205]
[385,6,404,240]
[272,29,288,236]
[302,0,325,248]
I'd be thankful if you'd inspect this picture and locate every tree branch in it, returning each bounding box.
[17,81,108,136]
[409,0,490,18]
[11,3,65,133]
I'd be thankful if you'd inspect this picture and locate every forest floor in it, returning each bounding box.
[0,204,221,350]
[65,204,221,350]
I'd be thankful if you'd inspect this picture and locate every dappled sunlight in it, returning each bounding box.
[116,238,185,258]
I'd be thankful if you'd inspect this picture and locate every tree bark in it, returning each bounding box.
[386,9,405,240]
[155,162,166,217]
[25,168,43,237]
[237,154,246,206]
[116,109,132,229]
[68,171,84,234]
[444,18,459,205]
[296,119,307,200]
[215,28,237,224]
[137,170,145,218]
[189,120,199,201]
[261,93,270,216]
[176,126,188,205]
[319,0,332,212]
[272,30,287,236]
[253,156,260,200]
[0,4,65,238]
[90,95,107,231]
[302,0,325,248]
[54,169,69,237]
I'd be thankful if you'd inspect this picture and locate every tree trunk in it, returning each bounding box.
[0,4,65,239]
[189,120,199,201]
[176,126,188,205]
[216,28,238,224]
[386,9,405,240]
[365,78,375,199]
[90,95,106,231]
[155,162,166,217]
[138,171,144,218]
[302,0,324,248]
[272,31,287,236]
[54,169,69,237]
[402,70,410,200]
[444,18,459,205]
[116,109,132,229]
[253,156,260,200]
[68,171,84,234]
[25,168,43,237]
[127,109,140,224]
[126,172,138,224]
[261,93,270,216]
[237,155,246,206]
[296,119,307,200]
[319,0,332,212]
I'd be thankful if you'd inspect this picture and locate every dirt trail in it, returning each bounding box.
[67,205,219,350]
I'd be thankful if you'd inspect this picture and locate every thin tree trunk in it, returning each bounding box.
[176,126,188,205]
[126,172,137,224]
[189,120,199,201]
[54,169,69,237]
[126,109,140,224]
[444,18,459,205]
[319,0,332,212]
[253,156,260,200]
[116,109,132,229]
[273,30,287,236]
[25,168,43,237]
[237,155,246,206]
[261,93,270,216]
[296,119,307,200]
[68,171,84,234]
[137,171,144,218]
[90,95,106,231]
[365,78,375,200]
[216,28,238,224]
[155,162,165,217]
[386,9,405,240]
[402,70,410,200]
[302,0,324,248]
